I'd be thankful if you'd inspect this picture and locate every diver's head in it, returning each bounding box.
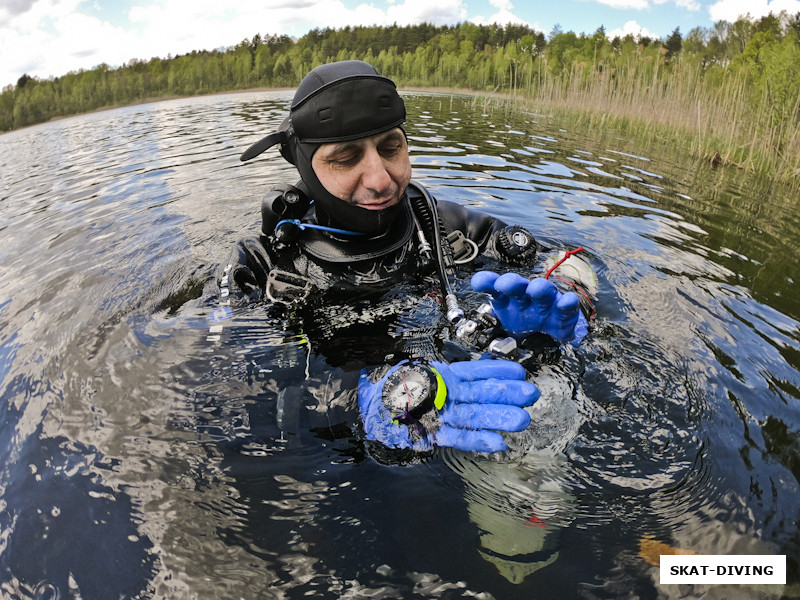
[241,60,409,236]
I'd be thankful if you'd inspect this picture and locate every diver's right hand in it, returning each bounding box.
[224,237,272,298]
[471,271,586,344]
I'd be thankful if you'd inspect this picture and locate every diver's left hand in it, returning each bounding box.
[471,271,587,344]
[358,359,540,454]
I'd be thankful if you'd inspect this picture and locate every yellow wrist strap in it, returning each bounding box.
[430,367,447,411]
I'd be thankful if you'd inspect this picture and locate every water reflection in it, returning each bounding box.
[0,91,798,598]
[0,434,155,597]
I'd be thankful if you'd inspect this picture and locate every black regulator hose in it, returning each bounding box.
[410,184,464,324]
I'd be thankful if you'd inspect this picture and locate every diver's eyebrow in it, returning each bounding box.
[331,141,360,153]
[320,141,362,159]
[376,130,405,146]
[381,130,405,141]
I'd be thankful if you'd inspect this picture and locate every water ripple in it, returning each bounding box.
[1,91,799,598]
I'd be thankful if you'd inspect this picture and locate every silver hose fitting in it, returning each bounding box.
[445,293,464,324]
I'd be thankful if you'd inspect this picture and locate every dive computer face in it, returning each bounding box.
[382,363,437,420]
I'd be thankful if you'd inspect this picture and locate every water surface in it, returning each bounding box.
[1,91,799,599]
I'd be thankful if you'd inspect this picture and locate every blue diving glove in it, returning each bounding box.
[358,359,540,453]
[471,271,588,344]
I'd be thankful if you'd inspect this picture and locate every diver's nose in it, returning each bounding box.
[359,146,392,193]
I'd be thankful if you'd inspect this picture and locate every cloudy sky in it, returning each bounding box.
[2,0,799,89]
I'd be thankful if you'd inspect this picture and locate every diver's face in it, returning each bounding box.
[311,128,411,211]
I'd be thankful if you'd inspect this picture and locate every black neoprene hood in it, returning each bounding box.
[290,61,406,143]
[240,60,406,161]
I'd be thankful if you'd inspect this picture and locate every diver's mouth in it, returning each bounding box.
[355,195,399,210]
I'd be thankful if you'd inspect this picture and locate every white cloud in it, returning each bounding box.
[0,0,471,88]
[595,0,649,9]
[1,0,142,88]
[653,0,701,9]
[471,0,541,29]
[606,19,661,39]
[708,0,800,22]
[595,0,702,10]
[385,0,467,25]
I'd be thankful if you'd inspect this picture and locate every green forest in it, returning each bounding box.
[2,16,799,183]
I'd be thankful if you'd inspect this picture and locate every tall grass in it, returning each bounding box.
[491,53,800,188]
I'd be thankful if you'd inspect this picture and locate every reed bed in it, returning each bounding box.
[495,56,800,188]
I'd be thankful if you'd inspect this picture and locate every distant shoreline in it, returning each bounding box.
[4,86,490,133]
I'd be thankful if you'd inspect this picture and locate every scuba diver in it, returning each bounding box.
[225,59,597,456]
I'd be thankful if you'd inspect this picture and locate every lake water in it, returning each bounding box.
[1,91,799,599]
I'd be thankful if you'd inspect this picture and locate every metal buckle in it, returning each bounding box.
[265,269,314,304]
[446,230,479,264]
